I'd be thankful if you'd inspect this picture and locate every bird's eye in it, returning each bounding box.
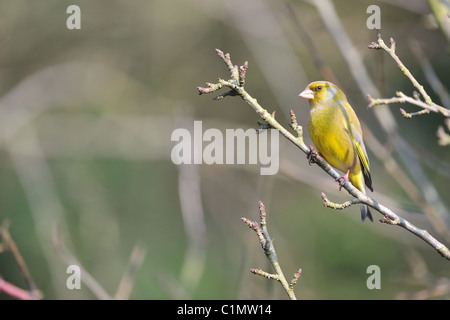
[316,85,322,91]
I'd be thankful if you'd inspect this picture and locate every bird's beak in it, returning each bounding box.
[299,88,314,100]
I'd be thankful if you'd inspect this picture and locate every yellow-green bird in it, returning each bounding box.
[299,81,373,222]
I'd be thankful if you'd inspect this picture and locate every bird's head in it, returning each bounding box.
[299,81,346,106]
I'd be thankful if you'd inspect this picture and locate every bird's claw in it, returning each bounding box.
[335,170,350,191]
[307,145,318,165]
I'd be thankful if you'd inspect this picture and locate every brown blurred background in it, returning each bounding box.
[0,0,449,299]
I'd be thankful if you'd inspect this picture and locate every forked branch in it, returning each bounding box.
[197,49,450,261]
[242,201,301,300]
[367,34,450,118]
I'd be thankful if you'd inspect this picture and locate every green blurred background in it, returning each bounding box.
[0,0,449,300]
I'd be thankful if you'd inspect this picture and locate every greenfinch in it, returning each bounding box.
[299,81,373,222]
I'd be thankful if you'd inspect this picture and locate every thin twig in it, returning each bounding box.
[368,91,434,118]
[321,192,360,210]
[0,278,38,300]
[0,220,41,299]
[52,223,112,300]
[197,48,450,261]
[368,34,450,118]
[242,201,300,300]
[114,241,147,300]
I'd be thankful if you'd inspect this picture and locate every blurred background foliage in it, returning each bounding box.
[0,0,449,300]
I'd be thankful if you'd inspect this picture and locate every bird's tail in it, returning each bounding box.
[361,204,373,222]
[349,171,373,222]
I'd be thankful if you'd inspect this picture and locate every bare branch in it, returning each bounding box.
[242,201,301,300]
[368,34,450,118]
[0,220,41,299]
[0,278,38,300]
[115,242,147,300]
[197,48,450,261]
[321,192,360,210]
[368,92,434,117]
[52,224,112,300]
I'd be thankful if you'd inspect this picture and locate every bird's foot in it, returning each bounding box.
[307,145,318,165]
[336,170,350,191]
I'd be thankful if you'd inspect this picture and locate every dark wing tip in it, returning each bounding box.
[361,205,374,222]
[363,168,374,192]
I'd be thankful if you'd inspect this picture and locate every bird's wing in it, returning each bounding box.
[348,123,373,192]
[336,100,374,192]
